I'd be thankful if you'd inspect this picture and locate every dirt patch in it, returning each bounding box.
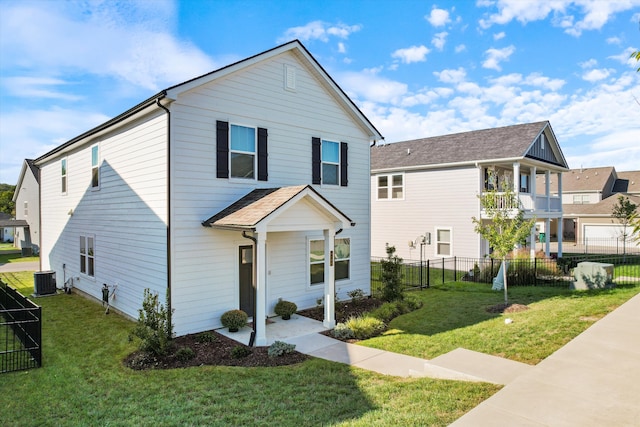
[124,330,307,370]
[486,303,530,314]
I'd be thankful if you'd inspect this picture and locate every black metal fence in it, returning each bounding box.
[371,254,640,297]
[1,280,42,373]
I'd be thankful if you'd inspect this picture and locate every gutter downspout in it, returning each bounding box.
[156,96,172,336]
[242,231,257,347]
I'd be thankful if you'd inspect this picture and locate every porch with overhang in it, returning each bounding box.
[202,185,353,346]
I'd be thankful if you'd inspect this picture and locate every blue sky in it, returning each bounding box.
[1,0,639,184]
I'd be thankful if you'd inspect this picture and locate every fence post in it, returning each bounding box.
[534,258,538,286]
[426,259,430,288]
[442,258,445,285]
[454,256,457,282]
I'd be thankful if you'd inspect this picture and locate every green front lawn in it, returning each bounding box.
[0,271,497,427]
[0,242,39,263]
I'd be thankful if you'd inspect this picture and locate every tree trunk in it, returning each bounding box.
[502,258,509,306]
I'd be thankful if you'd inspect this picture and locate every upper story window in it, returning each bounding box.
[61,158,67,194]
[312,137,348,187]
[377,174,404,200]
[216,121,268,181]
[573,195,590,204]
[435,228,451,257]
[24,201,28,216]
[230,125,256,179]
[91,145,100,189]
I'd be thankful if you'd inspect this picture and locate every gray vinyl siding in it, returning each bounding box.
[14,168,39,251]
[39,111,168,319]
[170,50,371,335]
[371,166,481,260]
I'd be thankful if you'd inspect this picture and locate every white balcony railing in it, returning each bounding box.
[481,193,561,217]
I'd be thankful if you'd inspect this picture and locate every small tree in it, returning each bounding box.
[611,195,638,258]
[472,174,535,305]
[380,244,404,302]
[132,288,174,356]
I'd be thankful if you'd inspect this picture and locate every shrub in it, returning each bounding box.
[231,345,252,359]
[381,244,404,302]
[347,288,365,305]
[221,309,248,332]
[196,332,216,343]
[367,302,400,323]
[344,316,386,340]
[175,346,195,362]
[332,322,354,340]
[132,289,174,356]
[268,341,296,357]
[274,300,297,320]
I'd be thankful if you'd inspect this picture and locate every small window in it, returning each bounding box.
[230,125,256,179]
[24,201,28,216]
[435,228,451,257]
[322,140,339,185]
[520,174,530,193]
[91,145,100,189]
[377,174,403,199]
[80,235,95,277]
[309,238,351,285]
[540,133,545,150]
[61,158,67,193]
[573,195,590,204]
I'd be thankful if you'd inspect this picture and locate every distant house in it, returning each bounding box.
[370,121,569,261]
[12,159,40,254]
[34,40,382,344]
[537,167,640,244]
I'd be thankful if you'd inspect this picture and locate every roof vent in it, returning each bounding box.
[284,64,296,91]
[407,148,411,155]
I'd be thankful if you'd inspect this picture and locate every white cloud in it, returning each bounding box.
[279,21,361,43]
[434,68,467,84]
[606,36,622,45]
[432,32,448,50]
[392,45,430,64]
[0,1,216,91]
[582,68,614,82]
[482,45,515,71]
[455,44,467,53]
[337,70,408,104]
[338,42,346,53]
[580,59,598,68]
[1,77,83,100]
[493,31,506,40]
[425,8,451,27]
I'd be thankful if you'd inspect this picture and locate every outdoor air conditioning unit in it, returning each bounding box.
[34,271,56,296]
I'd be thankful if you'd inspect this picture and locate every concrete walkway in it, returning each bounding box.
[221,293,640,425]
[0,260,40,273]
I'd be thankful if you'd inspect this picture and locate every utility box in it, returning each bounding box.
[572,262,614,290]
[34,271,57,296]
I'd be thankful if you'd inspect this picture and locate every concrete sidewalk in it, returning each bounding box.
[0,260,40,273]
[451,292,640,426]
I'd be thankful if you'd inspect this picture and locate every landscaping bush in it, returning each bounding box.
[131,288,174,356]
[221,309,248,332]
[267,341,296,357]
[175,346,195,362]
[381,244,404,302]
[231,345,252,359]
[347,288,366,305]
[367,302,400,323]
[195,332,216,343]
[274,300,297,320]
[332,322,354,340]
[344,316,386,340]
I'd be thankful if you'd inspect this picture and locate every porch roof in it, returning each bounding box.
[0,219,29,228]
[201,185,353,231]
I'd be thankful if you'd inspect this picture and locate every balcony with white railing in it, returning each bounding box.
[480,192,562,218]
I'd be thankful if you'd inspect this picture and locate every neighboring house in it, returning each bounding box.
[12,159,40,254]
[370,121,569,261]
[0,212,19,243]
[34,40,383,344]
[538,167,640,244]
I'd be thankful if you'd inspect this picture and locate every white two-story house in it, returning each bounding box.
[34,40,382,344]
[371,121,569,261]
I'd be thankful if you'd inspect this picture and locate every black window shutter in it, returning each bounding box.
[312,137,321,185]
[340,142,348,187]
[216,121,229,178]
[257,127,268,181]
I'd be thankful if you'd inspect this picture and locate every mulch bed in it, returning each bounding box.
[124,298,384,370]
[486,303,530,314]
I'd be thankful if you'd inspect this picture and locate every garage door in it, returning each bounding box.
[583,224,624,241]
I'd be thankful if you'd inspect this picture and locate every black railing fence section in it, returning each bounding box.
[1,280,42,373]
[371,254,640,298]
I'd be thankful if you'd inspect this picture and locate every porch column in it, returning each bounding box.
[254,231,267,346]
[530,226,536,259]
[557,172,563,257]
[513,162,520,197]
[545,170,551,211]
[323,228,336,329]
[531,166,537,208]
[545,218,551,257]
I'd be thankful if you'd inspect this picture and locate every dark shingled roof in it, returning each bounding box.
[371,121,551,170]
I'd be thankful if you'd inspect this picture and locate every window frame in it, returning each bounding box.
[434,227,452,257]
[61,158,67,194]
[80,234,95,278]
[321,139,340,186]
[520,173,530,193]
[91,145,100,190]
[376,173,404,200]
[229,123,257,180]
[308,237,351,286]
